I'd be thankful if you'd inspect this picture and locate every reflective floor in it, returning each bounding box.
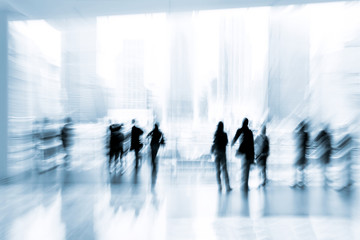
[1,153,360,240]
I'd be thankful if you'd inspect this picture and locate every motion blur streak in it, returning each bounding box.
[1,1,360,240]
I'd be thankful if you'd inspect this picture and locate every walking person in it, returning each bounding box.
[147,123,165,188]
[117,124,126,168]
[130,119,144,170]
[61,117,74,163]
[314,125,332,186]
[109,124,123,172]
[231,118,255,191]
[211,121,232,192]
[336,129,353,190]
[292,121,309,188]
[255,125,270,187]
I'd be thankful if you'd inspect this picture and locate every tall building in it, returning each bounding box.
[59,18,106,122]
[116,39,149,110]
[167,13,194,121]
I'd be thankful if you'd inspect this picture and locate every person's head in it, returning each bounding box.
[65,117,72,124]
[217,121,224,132]
[261,125,266,135]
[154,123,159,130]
[113,124,121,131]
[242,118,249,128]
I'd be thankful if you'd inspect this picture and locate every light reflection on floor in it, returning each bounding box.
[93,187,167,240]
[2,136,359,240]
[4,182,360,240]
[9,192,65,240]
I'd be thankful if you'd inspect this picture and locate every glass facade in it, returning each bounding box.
[6,3,360,177]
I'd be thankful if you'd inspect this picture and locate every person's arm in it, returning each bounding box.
[250,131,255,156]
[160,132,166,145]
[231,129,241,147]
[254,135,260,146]
[146,130,153,139]
[254,135,260,157]
[119,132,125,142]
[314,131,323,144]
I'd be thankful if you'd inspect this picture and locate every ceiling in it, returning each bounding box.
[0,0,354,20]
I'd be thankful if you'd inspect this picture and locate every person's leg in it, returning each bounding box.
[151,159,158,189]
[221,154,231,191]
[346,153,352,187]
[241,157,250,190]
[258,157,267,186]
[135,149,139,169]
[258,164,263,186]
[63,143,70,166]
[299,164,305,187]
[109,149,114,169]
[292,164,299,187]
[215,156,222,190]
[322,163,327,186]
[155,145,160,171]
[119,147,124,166]
[151,146,156,172]
[151,145,160,188]
[323,155,331,186]
[244,163,250,190]
[263,163,267,185]
[114,150,119,170]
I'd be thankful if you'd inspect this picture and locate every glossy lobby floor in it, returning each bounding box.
[1,153,360,240]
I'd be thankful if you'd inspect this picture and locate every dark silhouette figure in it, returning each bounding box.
[61,117,74,161]
[232,118,255,191]
[147,123,165,188]
[117,124,126,167]
[130,119,144,170]
[255,125,270,187]
[293,121,309,188]
[336,131,353,189]
[211,121,232,192]
[109,124,125,172]
[314,125,332,186]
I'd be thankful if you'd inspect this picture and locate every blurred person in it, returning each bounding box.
[106,120,112,150]
[130,119,144,170]
[255,125,270,187]
[147,123,165,188]
[292,121,309,188]
[314,124,332,186]
[35,118,61,172]
[211,121,232,192]
[336,129,353,189]
[117,124,126,168]
[232,118,255,191]
[61,117,74,162]
[109,124,123,172]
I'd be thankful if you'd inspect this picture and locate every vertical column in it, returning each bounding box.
[0,11,8,179]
